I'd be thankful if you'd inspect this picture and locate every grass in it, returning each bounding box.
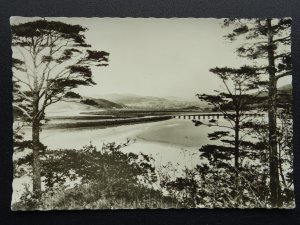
[12,183,180,210]
[49,184,179,209]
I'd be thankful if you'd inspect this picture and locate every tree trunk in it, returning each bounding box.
[32,93,41,197]
[234,111,240,206]
[266,19,281,207]
[234,115,240,173]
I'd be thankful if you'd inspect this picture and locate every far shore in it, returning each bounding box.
[44,115,173,129]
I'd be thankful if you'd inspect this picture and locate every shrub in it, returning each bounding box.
[12,140,179,210]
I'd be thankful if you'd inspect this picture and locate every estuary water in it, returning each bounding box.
[24,118,224,167]
[12,118,230,203]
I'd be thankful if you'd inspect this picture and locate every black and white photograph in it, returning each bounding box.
[11,17,294,210]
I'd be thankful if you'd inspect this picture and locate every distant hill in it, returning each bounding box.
[246,83,292,110]
[254,83,292,97]
[45,84,291,117]
[45,100,100,117]
[45,97,125,117]
[87,98,125,109]
[101,93,208,109]
[278,83,292,95]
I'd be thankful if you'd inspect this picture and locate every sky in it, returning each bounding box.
[11,17,292,99]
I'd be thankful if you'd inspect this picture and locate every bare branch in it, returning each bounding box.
[13,76,34,91]
[15,90,33,102]
[13,103,32,119]
[276,70,292,80]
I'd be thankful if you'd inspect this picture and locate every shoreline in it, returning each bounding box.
[43,115,173,129]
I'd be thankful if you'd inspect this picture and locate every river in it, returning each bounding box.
[12,117,230,203]
[23,118,226,167]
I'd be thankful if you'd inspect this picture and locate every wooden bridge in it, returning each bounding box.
[172,113,265,120]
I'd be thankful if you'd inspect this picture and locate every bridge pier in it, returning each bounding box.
[173,113,261,120]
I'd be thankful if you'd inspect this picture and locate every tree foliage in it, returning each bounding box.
[11,19,109,124]
[164,18,293,208]
[11,19,110,196]
[222,18,291,86]
[222,18,292,207]
[195,64,264,169]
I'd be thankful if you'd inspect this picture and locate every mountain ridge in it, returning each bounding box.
[45,83,291,116]
[100,93,206,109]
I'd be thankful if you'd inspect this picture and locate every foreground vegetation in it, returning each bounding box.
[12,141,180,210]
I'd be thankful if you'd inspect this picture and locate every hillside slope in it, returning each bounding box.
[45,100,101,117]
[102,94,208,109]
[45,97,124,117]
[89,98,125,109]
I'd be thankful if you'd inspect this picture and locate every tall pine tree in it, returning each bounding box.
[193,65,265,207]
[222,18,292,207]
[11,20,109,197]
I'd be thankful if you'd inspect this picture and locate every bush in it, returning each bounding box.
[12,140,179,210]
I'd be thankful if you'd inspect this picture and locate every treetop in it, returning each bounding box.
[11,19,89,47]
